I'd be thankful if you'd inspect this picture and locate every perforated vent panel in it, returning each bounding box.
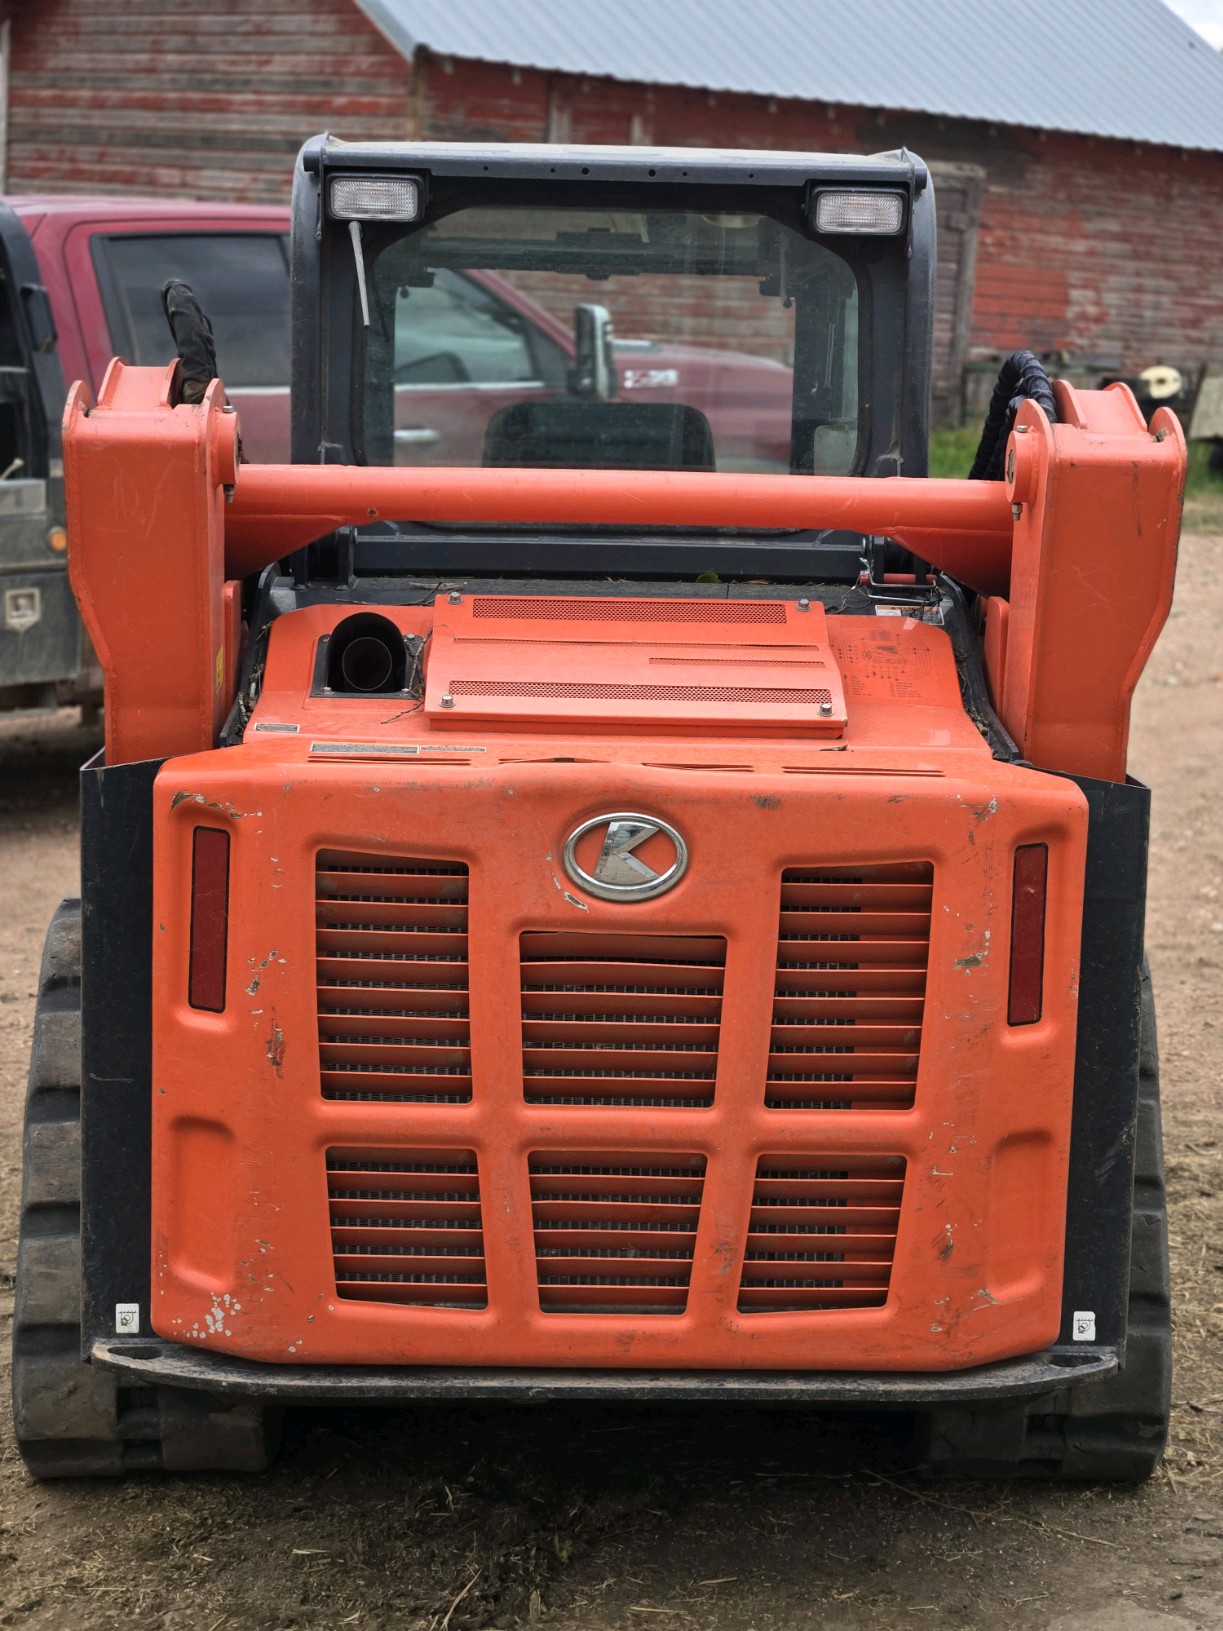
[316,852,472,1102]
[471,597,786,624]
[450,679,831,705]
[770,863,932,1109]
[738,1156,904,1312]
[328,1149,486,1308]
[427,594,847,732]
[529,1151,707,1313]
[521,932,726,1106]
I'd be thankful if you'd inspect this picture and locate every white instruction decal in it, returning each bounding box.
[309,740,487,757]
[1071,1309,1096,1342]
[115,1303,140,1335]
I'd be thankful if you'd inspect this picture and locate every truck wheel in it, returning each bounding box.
[12,900,280,1478]
[917,959,1171,1480]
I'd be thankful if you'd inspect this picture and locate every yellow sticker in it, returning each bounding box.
[215,647,224,692]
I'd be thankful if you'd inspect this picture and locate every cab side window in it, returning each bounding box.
[94,233,290,388]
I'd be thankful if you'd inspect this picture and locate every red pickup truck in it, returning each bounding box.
[386,267,793,471]
[12,196,292,462]
[0,195,794,712]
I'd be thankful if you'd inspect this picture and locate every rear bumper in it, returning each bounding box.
[91,1337,1116,1404]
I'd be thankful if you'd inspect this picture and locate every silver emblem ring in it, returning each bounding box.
[562,813,688,902]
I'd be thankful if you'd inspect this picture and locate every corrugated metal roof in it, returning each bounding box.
[355,0,1223,153]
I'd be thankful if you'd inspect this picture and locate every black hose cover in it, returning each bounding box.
[160,279,218,406]
[968,349,1058,481]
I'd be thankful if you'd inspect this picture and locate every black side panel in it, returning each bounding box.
[899,161,934,477]
[79,754,162,1352]
[0,199,67,471]
[1057,775,1150,1353]
[351,531,868,580]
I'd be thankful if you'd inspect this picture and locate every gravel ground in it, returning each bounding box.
[0,537,1219,1631]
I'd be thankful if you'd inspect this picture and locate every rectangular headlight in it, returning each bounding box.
[813,191,905,235]
[329,176,421,222]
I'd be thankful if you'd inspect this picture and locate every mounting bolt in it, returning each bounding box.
[1011,502,1023,520]
[818,700,834,716]
[797,597,810,611]
[447,591,462,604]
[440,693,455,708]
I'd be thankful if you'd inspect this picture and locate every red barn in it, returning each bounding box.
[2,0,1221,421]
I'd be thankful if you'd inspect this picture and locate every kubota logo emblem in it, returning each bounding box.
[562,813,688,902]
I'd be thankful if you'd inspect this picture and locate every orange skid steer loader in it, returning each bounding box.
[12,138,1180,1480]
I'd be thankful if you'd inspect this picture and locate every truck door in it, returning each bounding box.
[0,201,75,708]
[390,270,567,465]
[88,229,291,462]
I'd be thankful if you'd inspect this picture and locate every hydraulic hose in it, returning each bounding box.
[968,349,1058,481]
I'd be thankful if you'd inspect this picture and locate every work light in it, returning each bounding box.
[329,176,422,221]
[812,190,905,234]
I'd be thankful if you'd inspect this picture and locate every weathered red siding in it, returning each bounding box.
[5,0,1221,391]
[5,0,411,202]
[969,132,1223,369]
[420,57,1223,382]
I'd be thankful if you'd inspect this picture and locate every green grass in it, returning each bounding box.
[1181,440,1223,533]
[929,428,1223,533]
[927,426,982,479]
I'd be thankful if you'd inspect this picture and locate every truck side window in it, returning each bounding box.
[394,270,549,387]
[0,251,28,474]
[94,233,290,389]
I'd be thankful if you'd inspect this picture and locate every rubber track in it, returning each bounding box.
[919,959,1171,1480]
[11,900,277,1479]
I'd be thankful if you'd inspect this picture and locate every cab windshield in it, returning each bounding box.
[359,202,860,479]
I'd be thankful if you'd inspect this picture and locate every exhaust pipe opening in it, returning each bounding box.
[340,635,394,693]
[325,613,408,694]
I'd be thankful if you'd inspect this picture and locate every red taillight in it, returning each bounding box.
[189,827,230,1012]
[1008,844,1048,1026]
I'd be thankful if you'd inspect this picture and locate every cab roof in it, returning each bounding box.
[308,137,928,191]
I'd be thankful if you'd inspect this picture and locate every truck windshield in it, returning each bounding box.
[359,203,860,480]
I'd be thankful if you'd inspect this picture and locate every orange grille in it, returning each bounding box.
[738,1156,905,1312]
[327,1149,486,1307]
[529,1151,707,1313]
[769,863,932,1109]
[471,596,786,624]
[315,852,471,1102]
[520,932,726,1106]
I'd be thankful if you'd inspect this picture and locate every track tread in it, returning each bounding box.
[11,900,278,1479]
[919,958,1171,1482]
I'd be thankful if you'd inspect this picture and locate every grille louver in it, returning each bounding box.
[520,933,726,1106]
[529,1151,706,1313]
[770,863,933,1109]
[327,1149,486,1307]
[738,1156,905,1312]
[315,852,471,1102]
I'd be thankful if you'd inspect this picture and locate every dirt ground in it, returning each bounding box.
[0,539,1219,1631]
